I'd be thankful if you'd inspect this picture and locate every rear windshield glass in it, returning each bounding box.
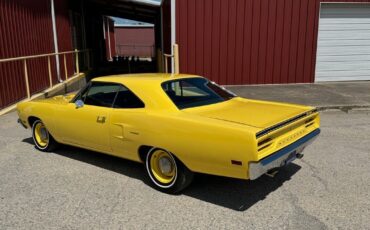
[161,78,236,109]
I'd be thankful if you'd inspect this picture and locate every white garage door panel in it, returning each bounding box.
[320,24,370,30]
[316,62,370,71]
[319,46,370,55]
[319,31,370,40]
[317,72,370,82]
[322,18,370,24]
[318,55,370,62]
[316,3,370,82]
[315,76,370,82]
[319,40,370,46]
[317,69,370,76]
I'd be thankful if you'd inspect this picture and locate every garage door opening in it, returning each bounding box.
[112,17,156,73]
[68,0,172,78]
[316,3,370,82]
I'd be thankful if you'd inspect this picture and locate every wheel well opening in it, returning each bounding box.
[28,116,40,127]
[138,145,153,162]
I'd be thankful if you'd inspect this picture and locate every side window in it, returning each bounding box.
[84,82,120,107]
[113,85,145,109]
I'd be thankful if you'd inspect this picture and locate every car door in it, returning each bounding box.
[56,82,120,153]
[109,84,147,161]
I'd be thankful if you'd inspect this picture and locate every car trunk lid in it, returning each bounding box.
[183,97,313,130]
[184,97,319,160]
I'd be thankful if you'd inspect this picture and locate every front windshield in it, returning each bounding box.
[161,78,237,109]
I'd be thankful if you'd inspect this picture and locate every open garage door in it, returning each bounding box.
[316,3,370,82]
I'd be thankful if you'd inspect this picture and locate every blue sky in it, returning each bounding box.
[112,17,152,26]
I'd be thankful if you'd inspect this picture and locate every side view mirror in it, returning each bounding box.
[75,99,84,109]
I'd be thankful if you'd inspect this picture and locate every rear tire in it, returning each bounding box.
[145,148,193,194]
[32,120,58,152]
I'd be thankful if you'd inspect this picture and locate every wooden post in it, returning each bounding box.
[47,56,53,88]
[157,49,163,73]
[173,44,179,74]
[64,54,68,80]
[75,49,79,74]
[23,60,30,98]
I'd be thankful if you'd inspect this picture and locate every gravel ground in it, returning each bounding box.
[0,110,369,229]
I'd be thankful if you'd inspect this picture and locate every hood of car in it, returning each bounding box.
[183,97,313,129]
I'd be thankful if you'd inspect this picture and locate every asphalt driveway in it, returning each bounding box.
[227,81,370,109]
[0,110,369,229]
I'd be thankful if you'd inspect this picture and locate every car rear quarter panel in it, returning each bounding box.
[140,112,258,180]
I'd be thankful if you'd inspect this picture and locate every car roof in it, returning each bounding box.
[90,73,204,111]
[92,73,202,84]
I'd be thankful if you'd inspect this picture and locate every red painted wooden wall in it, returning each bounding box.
[176,0,370,85]
[0,0,73,109]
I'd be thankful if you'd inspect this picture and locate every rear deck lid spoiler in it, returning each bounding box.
[256,108,318,138]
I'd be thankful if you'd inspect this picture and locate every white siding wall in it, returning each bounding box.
[316,3,370,82]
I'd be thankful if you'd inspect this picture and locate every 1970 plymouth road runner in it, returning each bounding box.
[17,73,320,193]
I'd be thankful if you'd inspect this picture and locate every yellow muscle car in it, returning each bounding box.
[17,73,320,193]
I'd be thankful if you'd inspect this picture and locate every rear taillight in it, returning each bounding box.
[258,137,273,151]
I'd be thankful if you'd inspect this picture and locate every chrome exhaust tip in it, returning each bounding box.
[265,169,279,178]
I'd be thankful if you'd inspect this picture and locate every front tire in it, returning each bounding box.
[32,120,58,152]
[145,148,193,194]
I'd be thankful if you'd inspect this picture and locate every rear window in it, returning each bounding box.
[162,78,236,109]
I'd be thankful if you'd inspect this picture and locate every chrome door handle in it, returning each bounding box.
[97,116,106,123]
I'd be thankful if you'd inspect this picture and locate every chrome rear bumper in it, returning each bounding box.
[248,129,320,180]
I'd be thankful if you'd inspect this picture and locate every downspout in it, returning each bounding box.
[103,16,106,40]
[171,0,176,74]
[160,5,164,69]
[106,18,112,61]
[50,0,62,82]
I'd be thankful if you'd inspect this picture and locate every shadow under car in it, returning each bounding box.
[22,137,301,211]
